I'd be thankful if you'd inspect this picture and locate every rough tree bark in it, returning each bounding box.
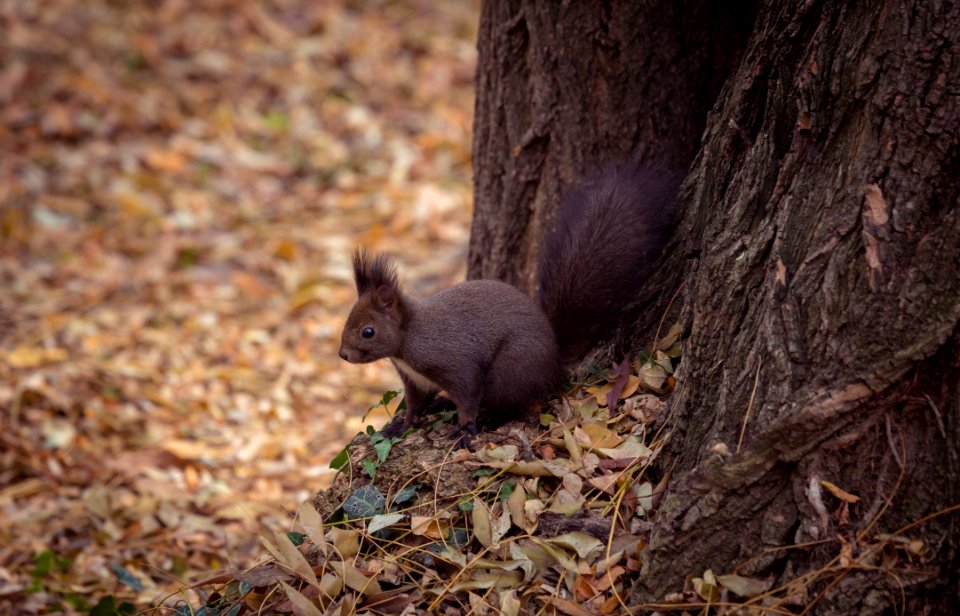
[471,0,959,612]
[468,0,755,289]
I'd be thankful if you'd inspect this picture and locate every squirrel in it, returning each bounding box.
[338,163,680,445]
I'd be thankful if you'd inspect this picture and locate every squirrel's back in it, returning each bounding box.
[405,279,562,411]
[538,163,681,365]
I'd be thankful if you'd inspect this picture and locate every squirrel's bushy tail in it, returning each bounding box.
[537,162,681,365]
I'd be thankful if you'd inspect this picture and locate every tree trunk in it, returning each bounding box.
[471,0,960,612]
[469,0,755,290]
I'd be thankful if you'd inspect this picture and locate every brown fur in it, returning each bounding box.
[352,249,398,297]
[339,163,678,442]
[538,162,680,364]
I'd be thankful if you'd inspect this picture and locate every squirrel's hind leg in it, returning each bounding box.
[446,387,481,449]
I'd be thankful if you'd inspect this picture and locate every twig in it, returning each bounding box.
[737,362,762,454]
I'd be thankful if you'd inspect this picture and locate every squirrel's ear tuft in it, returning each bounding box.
[353,248,399,295]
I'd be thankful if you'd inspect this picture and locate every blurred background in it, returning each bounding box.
[0,0,477,609]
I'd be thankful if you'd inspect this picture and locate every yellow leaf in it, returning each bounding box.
[580,423,623,448]
[620,374,641,399]
[113,190,159,218]
[585,383,613,407]
[144,147,187,172]
[4,346,68,368]
[477,444,519,463]
[161,439,207,461]
[410,515,448,540]
[273,239,298,261]
[820,480,860,503]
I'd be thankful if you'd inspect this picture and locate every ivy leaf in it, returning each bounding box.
[342,485,385,520]
[90,596,137,616]
[370,433,392,462]
[32,550,70,579]
[361,458,378,479]
[329,446,350,471]
[378,390,399,406]
[363,389,402,420]
[448,527,470,549]
[32,550,55,578]
[392,484,421,508]
[286,531,305,546]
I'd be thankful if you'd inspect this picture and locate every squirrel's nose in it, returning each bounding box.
[338,347,348,361]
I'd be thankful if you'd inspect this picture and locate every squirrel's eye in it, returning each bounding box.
[361,326,375,339]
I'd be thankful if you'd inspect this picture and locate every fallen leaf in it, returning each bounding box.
[472,498,494,547]
[368,512,405,533]
[716,573,773,598]
[330,560,382,596]
[820,479,861,503]
[299,501,329,557]
[280,580,323,616]
[411,515,448,540]
[329,528,360,558]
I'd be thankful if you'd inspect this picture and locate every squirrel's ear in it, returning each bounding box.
[352,248,399,296]
[374,285,404,321]
[353,248,371,294]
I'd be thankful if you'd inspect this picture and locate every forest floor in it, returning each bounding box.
[0,0,477,611]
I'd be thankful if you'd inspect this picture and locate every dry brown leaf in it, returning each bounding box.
[330,561,383,596]
[330,528,360,559]
[472,498,494,548]
[411,515,449,540]
[280,581,324,616]
[299,501,329,558]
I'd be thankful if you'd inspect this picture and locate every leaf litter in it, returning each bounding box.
[1,0,477,612]
[244,355,946,615]
[201,354,682,615]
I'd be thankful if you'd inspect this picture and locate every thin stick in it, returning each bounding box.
[737,361,762,454]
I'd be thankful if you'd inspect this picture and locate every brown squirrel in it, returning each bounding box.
[339,163,680,444]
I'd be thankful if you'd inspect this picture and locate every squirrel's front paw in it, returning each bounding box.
[448,421,477,450]
[379,414,409,439]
